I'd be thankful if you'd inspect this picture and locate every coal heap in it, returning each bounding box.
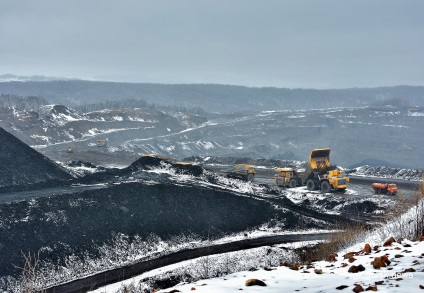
[0,127,72,190]
[127,155,203,176]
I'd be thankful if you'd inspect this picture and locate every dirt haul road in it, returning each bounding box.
[204,165,419,199]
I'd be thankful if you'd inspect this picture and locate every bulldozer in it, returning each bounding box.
[274,168,302,188]
[226,164,256,181]
[301,148,349,192]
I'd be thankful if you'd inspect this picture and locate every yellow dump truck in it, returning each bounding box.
[274,168,302,188]
[226,164,256,181]
[301,148,349,192]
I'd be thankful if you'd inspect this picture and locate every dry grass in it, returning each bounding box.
[13,251,45,293]
[306,221,368,262]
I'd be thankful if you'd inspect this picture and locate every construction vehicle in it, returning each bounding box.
[372,183,398,195]
[97,139,107,147]
[226,164,256,181]
[301,148,349,192]
[274,168,302,188]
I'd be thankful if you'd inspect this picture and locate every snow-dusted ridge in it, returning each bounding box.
[350,165,423,181]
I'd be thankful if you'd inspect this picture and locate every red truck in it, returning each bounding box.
[372,183,398,195]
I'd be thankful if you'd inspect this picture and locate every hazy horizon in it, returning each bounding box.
[1,0,423,89]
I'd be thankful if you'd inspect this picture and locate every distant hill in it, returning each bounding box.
[0,127,72,190]
[0,80,423,113]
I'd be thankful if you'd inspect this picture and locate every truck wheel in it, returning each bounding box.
[247,174,254,182]
[289,178,297,188]
[306,179,315,191]
[321,181,331,193]
[373,188,378,194]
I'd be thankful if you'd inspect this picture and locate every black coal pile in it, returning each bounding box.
[186,156,305,169]
[348,165,423,181]
[126,156,203,176]
[0,181,297,278]
[0,127,72,192]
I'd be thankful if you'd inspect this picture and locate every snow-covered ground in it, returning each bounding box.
[151,239,423,293]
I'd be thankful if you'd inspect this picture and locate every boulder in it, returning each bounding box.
[372,257,386,269]
[327,253,338,262]
[383,237,396,246]
[348,265,359,273]
[245,279,267,287]
[343,252,359,259]
[362,244,372,254]
[353,284,364,292]
[381,255,391,265]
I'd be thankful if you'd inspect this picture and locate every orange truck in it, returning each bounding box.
[372,183,398,195]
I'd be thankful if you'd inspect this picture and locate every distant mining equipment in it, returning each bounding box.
[97,139,107,147]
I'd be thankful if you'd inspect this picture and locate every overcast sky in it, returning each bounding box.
[1,0,423,88]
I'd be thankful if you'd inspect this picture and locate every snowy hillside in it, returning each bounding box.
[151,239,424,293]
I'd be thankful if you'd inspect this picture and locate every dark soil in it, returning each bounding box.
[0,181,296,278]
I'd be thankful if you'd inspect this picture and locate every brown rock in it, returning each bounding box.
[372,257,386,269]
[394,254,404,258]
[418,236,424,242]
[344,252,359,259]
[245,279,267,287]
[375,281,384,285]
[383,237,396,246]
[353,284,364,292]
[357,264,365,272]
[403,244,412,247]
[341,263,348,267]
[397,237,405,244]
[190,288,196,291]
[336,285,349,290]
[168,290,181,293]
[381,255,391,265]
[327,253,338,262]
[314,269,323,274]
[348,265,358,273]
[362,243,372,254]
[366,286,377,291]
[349,257,357,263]
[419,284,424,289]
[401,268,416,273]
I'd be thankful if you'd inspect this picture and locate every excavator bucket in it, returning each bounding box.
[309,148,331,170]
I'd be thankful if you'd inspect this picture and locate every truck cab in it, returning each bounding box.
[274,168,301,188]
